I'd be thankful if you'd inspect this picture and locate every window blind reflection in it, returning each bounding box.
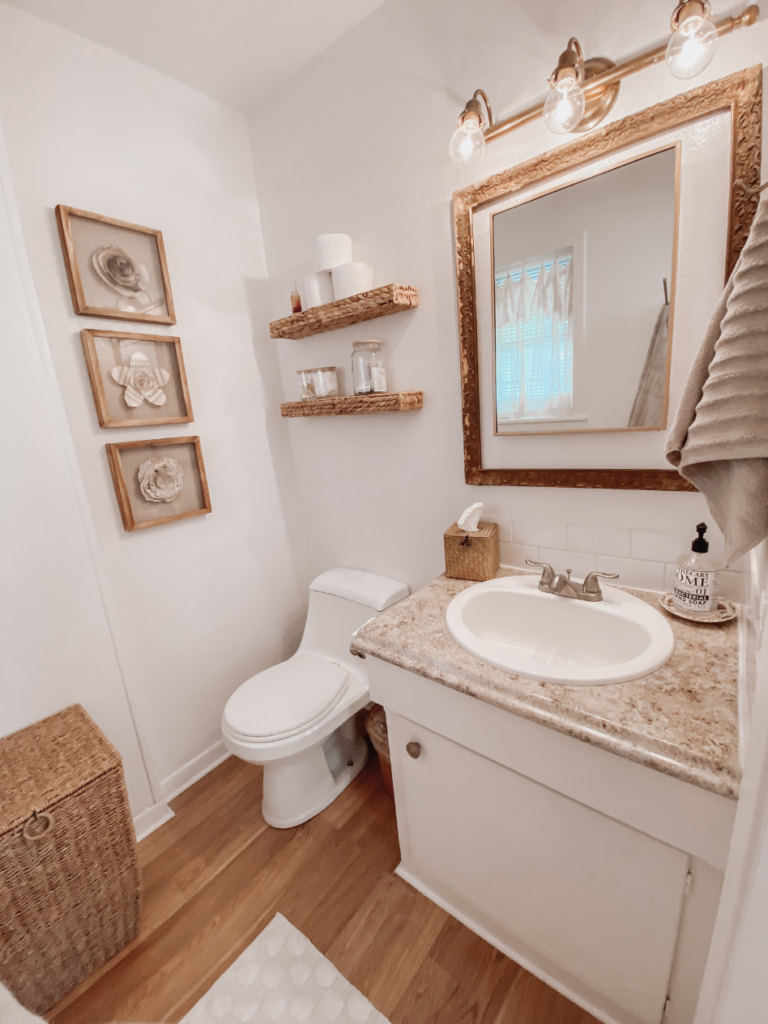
[495,247,574,422]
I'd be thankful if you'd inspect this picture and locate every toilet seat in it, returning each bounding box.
[223,653,349,743]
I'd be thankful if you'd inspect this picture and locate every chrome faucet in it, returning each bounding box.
[526,560,619,602]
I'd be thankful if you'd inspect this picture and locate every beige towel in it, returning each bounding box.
[666,192,768,566]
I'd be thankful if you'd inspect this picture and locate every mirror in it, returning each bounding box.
[453,66,762,490]
[492,148,677,435]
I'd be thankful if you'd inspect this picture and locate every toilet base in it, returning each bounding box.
[262,718,369,829]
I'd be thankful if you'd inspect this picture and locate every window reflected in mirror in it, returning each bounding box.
[491,147,678,435]
[495,247,574,424]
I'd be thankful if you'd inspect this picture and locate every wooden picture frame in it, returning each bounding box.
[81,329,193,428]
[56,205,176,325]
[453,66,762,491]
[106,436,211,532]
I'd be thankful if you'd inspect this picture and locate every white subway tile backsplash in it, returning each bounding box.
[566,525,598,553]
[720,571,745,601]
[495,519,513,543]
[596,555,665,593]
[539,548,597,579]
[728,553,748,572]
[631,529,683,564]
[499,542,538,569]
[664,564,677,595]
[567,525,631,558]
[512,521,567,550]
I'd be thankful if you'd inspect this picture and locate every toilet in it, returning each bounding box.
[222,568,408,828]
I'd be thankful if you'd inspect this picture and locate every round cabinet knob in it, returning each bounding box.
[406,741,421,759]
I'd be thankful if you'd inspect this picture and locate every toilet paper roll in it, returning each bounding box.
[316,233,353,270]
[331,262,373,300]
[303,270,334,308]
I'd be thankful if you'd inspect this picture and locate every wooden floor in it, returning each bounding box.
[50,754,597,1024]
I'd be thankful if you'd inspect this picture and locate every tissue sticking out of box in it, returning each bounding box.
[457,502,484,533]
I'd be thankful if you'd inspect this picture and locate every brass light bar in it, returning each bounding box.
[482,4,760,143]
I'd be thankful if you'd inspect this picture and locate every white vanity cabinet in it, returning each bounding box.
[368,657,736,1024]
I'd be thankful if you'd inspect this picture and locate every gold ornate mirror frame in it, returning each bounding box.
[454,66,762,491]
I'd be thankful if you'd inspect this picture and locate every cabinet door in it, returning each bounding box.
[389,713,689,1024]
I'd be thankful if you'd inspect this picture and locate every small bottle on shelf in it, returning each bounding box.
[673,523,721,616]
[290,281,302,314]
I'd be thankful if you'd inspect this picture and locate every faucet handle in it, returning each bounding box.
[526,559,555,587]
[582,571,619,596]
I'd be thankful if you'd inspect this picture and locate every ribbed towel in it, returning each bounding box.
[666,192,768,566]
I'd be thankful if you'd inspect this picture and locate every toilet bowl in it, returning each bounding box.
[222,568,408,828]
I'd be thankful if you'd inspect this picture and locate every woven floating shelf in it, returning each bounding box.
[281,390,423,417]
[270,283,418,340]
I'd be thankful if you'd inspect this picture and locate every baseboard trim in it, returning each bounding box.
[132,741,230,842]
[133,800,175,842]
[395,864,626,1024]
[160,738,230,803]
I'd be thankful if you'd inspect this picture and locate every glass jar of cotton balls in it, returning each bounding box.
[351,340,387,395]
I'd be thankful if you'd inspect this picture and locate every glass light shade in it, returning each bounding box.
[449,118,485,168]
[543,78,586,134]
[666,15,717,78]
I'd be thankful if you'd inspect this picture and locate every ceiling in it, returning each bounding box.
[3,0,387,111]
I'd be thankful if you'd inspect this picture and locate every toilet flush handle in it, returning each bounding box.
[406,741,421,759]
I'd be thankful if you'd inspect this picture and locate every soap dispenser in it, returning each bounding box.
[673,523,721,616]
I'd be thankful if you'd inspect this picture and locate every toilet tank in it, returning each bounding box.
[298,569,409,671]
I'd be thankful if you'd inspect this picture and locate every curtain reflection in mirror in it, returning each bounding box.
[495,247,574,422]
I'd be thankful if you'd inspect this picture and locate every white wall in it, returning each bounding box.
[249,0,764,595]
[0,123,153,813]
[0,3,305,808]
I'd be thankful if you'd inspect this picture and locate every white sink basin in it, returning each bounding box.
[445,574,675,685]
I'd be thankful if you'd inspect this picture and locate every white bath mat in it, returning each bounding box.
[181,913,390,1024]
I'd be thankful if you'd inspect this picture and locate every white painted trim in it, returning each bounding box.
[133,801,175,842]
[395,864,624,1024]
[133,741,232,841]
[737,604,750,770]
[160,739,230,802]
[695,539,768,1023]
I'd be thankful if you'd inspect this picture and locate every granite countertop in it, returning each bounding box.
[351,569,740,799]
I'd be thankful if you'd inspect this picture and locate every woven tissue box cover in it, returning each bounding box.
[0,704,141,1013]
[444,520,499,582]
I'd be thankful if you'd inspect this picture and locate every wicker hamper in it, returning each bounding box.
[365,705,394,796]
[444,520,499,581]
[0,704,141,1013]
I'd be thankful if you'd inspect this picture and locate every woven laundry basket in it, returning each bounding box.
[0,704,141,1013]
[365,705,393,796]
[444,521,499,582]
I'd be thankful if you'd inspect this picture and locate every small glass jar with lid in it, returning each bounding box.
[351,340,387,395]
[296,366,338,400]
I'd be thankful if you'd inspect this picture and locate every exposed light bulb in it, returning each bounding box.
[449,117,485,168]
[543,78,586,135]
[666,13,717,78]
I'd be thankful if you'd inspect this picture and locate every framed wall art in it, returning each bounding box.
[81,329,193,428]
[106,436,211,532]
[56,205,176,325]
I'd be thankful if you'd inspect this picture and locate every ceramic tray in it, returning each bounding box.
[659,592,738,624]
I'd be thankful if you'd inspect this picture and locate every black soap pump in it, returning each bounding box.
[673,523,721,616]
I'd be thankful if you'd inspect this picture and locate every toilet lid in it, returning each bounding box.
[223,654,349,741]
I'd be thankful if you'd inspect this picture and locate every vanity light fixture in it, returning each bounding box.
[542,38,621,135]
[449,2,758,160]
[449,90,492,168]
[543,39,587,134]
[666,0,719,78]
